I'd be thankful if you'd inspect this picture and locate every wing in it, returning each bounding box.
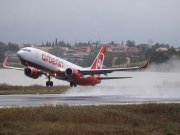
[3,56,24,71]
[3,56,50,77]
[99,77,132,80]
[79,58,150,76]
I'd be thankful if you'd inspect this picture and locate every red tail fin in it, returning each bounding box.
[91,46,106,69]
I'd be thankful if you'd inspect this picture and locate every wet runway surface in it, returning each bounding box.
[0,94,180,108]
[1,69,180,107]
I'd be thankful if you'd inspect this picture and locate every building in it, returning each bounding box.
[74,46,91,53]
[99,44,113,51]
[105,44,139,53]
[156,47,168,51]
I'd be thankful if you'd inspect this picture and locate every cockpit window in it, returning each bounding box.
[22,49,31,52]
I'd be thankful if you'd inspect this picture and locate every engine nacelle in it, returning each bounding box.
[24,67,42,79]
[65,68,81,78]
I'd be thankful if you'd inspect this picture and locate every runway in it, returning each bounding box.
[0,94,180,108]
[1,68,180,107]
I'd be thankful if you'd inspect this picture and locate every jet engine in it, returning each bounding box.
[24,67,42,79]
[65,68,81,78]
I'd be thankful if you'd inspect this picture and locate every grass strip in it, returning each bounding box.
[0,104,179,135]
[0,83,69,95]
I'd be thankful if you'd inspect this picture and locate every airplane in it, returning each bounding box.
[3,46,150,87]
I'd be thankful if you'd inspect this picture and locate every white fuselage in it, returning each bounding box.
[17,47,84,73]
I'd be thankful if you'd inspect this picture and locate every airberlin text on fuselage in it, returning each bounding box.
[42,54,63,68]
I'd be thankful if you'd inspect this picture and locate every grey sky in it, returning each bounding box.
[0,0,180,47]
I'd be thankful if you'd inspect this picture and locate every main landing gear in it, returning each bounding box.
[46,76,53,87]
[70,81,77,87]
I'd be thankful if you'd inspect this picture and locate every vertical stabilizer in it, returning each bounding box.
[91,46,106,69]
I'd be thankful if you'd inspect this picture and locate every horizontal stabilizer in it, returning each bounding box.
[99,77,132,80]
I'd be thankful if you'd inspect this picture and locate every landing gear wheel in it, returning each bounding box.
[73,82,77,87]
[46,81,53,87]
[46,81,50,87]
[70,81,77,87]
[50,81,53,87]
[70,81,73,87]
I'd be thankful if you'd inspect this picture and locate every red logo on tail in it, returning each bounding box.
[96,54,103,69]
[91,46,106,69]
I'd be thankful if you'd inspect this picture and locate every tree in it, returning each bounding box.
[6,42,19,51]
[137,44,149,52]
[66,43,71,48]
[49,42,51,46]
[46,41,49,46]
[152,43,170,50]
[55,38,57,46]
[0,45,5,62]
[76,42,89,47]
[169,46,176,56]
[103,55,113,67]
[75,42,77,46]
[52,42,54,47]
[49,46,64,57]
[0,41,6,62]
[42,41,44,46]
[96,41,99,46]
[81,48,100,67]
[58,41,66,47]
[115,57,127,67]
[126,40,135,47]
[109,41,115,45]
[145,48,155,59]
[151,51,169,63]
[81,54,94,67]
[0,42,5,46]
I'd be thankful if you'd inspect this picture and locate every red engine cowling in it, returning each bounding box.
[24,67,41,79]
[65,68,81,78]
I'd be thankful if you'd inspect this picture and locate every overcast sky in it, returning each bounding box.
[0,0,180,47]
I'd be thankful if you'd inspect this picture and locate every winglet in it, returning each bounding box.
[140,57,150,68]
[3,56,8,67]
[2,56,24,71]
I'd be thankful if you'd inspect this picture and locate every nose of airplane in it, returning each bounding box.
[17,50,23,59]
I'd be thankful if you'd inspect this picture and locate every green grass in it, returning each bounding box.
[0,83,69,95]
[0,104,179,135]
[127,60,147,67]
